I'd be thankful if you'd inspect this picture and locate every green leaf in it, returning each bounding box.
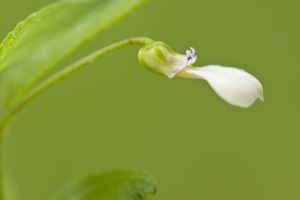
[0,0,148,125]
[50,169,157,200]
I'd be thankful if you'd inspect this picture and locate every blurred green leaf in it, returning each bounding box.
[50,169,157,200]
[0,0,148,124]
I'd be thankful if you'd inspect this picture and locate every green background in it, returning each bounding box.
[1,0,300,199]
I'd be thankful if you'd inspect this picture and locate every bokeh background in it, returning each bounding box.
[1,0,300,199]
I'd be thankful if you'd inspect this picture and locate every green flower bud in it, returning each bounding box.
[138,41,196,78]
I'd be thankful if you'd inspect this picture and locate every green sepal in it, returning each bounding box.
[138,41,187,78]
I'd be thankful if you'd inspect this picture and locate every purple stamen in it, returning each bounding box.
[190,47,197,57]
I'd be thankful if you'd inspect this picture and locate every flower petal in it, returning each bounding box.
[186,47,197,67]
[179,65,263,108]
[190,47,197,63]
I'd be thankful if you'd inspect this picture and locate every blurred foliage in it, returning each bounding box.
[50,169,156,200]
[0,0,299,200]
[0,0,148,130]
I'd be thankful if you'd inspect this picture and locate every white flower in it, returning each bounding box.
[177,64,264,108]
[138,42,264,108]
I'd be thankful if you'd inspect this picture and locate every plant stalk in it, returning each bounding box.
[0,36,154,199]
[0,37,154,138]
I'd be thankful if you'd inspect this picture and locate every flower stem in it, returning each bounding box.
[0,37,154,139]
[0,37,154,199]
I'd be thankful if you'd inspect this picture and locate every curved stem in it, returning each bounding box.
[0,37,154,199]
[0,37,154,139]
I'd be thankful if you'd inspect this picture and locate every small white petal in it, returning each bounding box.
[186,50,193,66]
[182,65,264,108]
[191,47,197,57]
[190,47,197,63]
[186,50,192,57]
